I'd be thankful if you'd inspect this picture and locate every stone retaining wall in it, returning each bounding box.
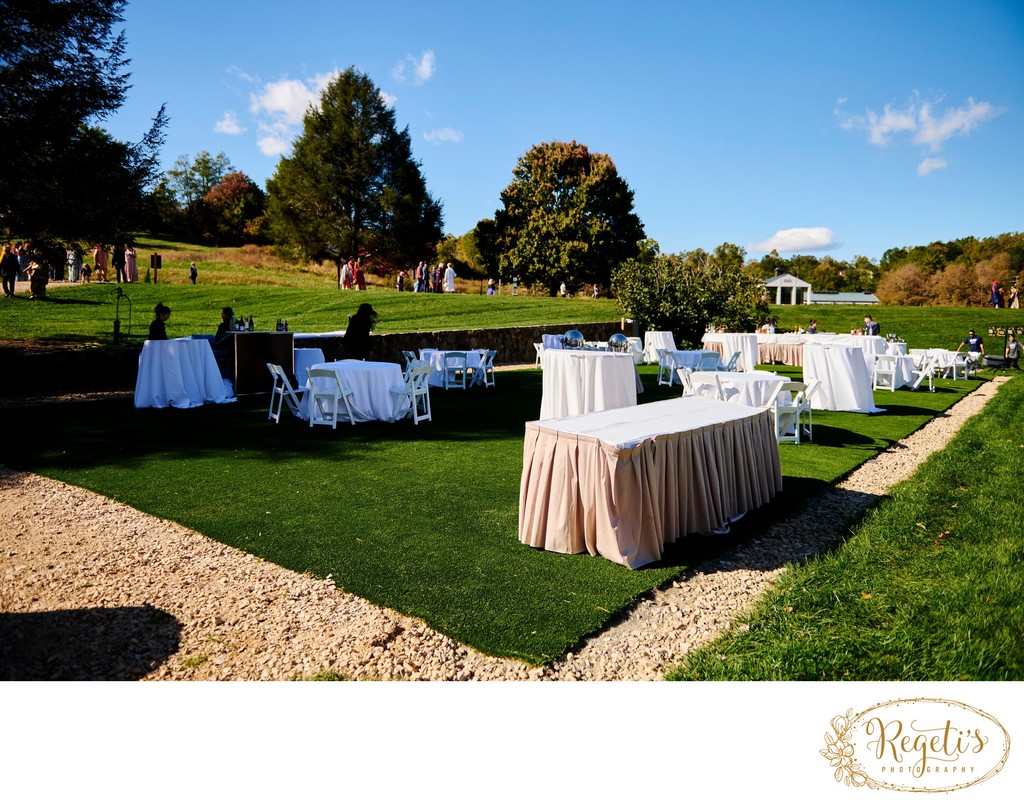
[2,321,629,396]
[301,321,626,365]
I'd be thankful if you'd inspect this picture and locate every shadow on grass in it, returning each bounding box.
[0,604,181,681]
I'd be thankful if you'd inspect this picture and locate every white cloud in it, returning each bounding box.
[864,104,917,147]
[750,227,838,254]
[258,135,290,157]
[837,94,1002,168]
[917,157,948,176]
[247,71,339,158]
[392,50,435,85]
[914,98,998,151]
[214,111,245,135]
[379,90,397,108]
[424,127,462,144]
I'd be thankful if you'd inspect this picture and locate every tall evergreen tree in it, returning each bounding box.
[266,67,443,276]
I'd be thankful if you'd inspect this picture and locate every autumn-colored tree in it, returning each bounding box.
[875,263,930,306]
[202,172,267,245]
[930,262,979,307]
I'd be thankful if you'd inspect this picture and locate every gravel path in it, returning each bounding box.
[0,377,1006,681]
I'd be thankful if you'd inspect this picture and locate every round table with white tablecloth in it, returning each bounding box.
[540,349,638,419]
[802,344,881,413]
[419,349,484,387]
[643,331,677,363]
[304,359,406,422]
[293,347,325,387]
[134,338,235,409]
[690,370,786,407]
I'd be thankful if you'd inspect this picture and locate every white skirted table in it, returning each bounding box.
[539,350,640,420]
[134,338,234,409]
[643,331,677,363]
[699,333,759,372]
[293,347,325,387]
[802,344,881,413]
[518,397,783,569]
[305,360,406,422]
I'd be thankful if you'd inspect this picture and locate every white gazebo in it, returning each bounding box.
[764,272,812,305]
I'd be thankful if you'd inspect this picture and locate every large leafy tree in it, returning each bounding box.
[165,150,234,208]
[613,241,770,348]
[202,171,267,245]
[492,140,644,295]
[0,0,165,240]
[266,67,443,277]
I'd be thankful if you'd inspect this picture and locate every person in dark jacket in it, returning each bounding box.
[149,303,171,340]
[341,303,378,359]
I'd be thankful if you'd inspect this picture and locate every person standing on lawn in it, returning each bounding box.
[958,329,985,356]
[1005,334,1021,370]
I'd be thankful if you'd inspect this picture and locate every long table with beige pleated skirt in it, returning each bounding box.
[518,396,782,569]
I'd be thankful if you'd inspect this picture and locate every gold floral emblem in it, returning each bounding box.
[820,710,876,788]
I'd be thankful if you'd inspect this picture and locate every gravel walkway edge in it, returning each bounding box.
[0,376,1007,681]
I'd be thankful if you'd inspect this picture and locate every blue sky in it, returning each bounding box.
[105,0,1023,263]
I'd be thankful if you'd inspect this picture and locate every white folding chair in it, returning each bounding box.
[656,349,677,386]
[720,351,741,372]
[267,363,304,423]
[697,351,722,371]
[872,355,898,391]
[391,362,432,424]
[401,350,419,375]
[714,376,740,403]
[676,366,694,395]
[475,349,496,388]
[911,356,936,392]
[442,351,468,389]
[774,381,809,444]
[306,367,356,429]
[534,343,544,367]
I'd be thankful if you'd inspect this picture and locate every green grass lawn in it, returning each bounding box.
[667,375,1024,681]
[0,283,622,344]
[0,364,981,665]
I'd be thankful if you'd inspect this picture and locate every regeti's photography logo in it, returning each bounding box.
[820,698,1010,792]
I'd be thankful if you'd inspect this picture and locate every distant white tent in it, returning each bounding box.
[764,272,812,305]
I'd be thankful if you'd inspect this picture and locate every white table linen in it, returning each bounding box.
[305,360,406,422]
[419,349,484,387]
[540,350,638,419]
[876,355,917,389]
[134,338,234,409]
[293,347,325,387]
[690,371,786,407]
[700,333,759,372]
[803,344,881,413]
[669,350,709,370]
[756,333,889,366]
[519,397,783,569]
[643,331,677,363]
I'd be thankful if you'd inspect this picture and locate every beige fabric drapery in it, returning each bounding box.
[518,397,783,569]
